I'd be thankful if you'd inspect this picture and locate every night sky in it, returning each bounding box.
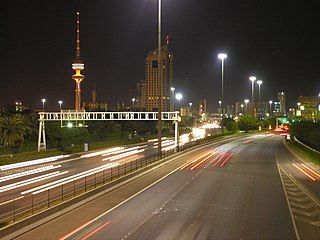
[1,0,320,112]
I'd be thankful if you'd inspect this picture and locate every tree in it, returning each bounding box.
[0,115,30,152]
[238,115,257,132]
[222,118,238,132]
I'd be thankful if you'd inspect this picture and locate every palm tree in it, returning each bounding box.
[0,115,30,152]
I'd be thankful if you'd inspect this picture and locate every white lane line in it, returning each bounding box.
[21,163,119,195]
[0,165,61,183]
[0,171,68,193]
[0,196,25,206]
[0,155,69,171]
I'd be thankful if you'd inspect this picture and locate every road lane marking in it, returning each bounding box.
[293,163,316,181]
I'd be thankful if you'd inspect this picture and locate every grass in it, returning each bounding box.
[290,140,320,165]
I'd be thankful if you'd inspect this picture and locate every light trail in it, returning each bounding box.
[180,151,213,170]
[80,221,110,240]
[0,171,68,193]
[102,149,145,161]
[21,163,119,195]
[0,165,61,183]
[0,196,24,206]
[293,163,316,181]
[301,164,320,179]
[101,146,146,157]
[220,152,234,167]
[80,147,124,158]
[190,152,215,170]
[0,155,69,171]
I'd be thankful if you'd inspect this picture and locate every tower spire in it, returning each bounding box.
[72,11,85,111]
[75,12,81,62]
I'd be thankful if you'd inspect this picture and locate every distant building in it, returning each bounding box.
[136,80,146,109]
[273,101,281,116]
[13,100,29,112]
[83,85,108,111]
[180,106,191,117]
[297,95,317,120]
[258,102,268,119]
[145,45,173,111]
[199,99,207,115]
[277,92,286,115]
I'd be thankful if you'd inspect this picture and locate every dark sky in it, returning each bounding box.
[1,0,320,112]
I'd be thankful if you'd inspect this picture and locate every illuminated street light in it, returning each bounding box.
[175,93,183,106]
[41,98,46,112]
[257,80,263,116]
[131,98,136,110]
[244,99,249,114]
[189,102,192,110]
[218,53,227,133]
[58,100,63,111]
[171,87,175,111]
[269,100,273,116]
[240,104,244,114]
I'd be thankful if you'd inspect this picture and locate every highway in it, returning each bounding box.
[8,133,319,240]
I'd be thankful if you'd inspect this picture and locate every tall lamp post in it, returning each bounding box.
[58,100,63,111]
[131,98,136,110]
[41,98,46,112]
[218,53,227,133]
[257,80,262,117]
[218,100,222,115]
[244,99,249,114]
[249,76,256,116]
[157,0,162,157]
[171,87,175,111]
[189,102,192,110]
[269,100,273,117]
[175,93,183,107]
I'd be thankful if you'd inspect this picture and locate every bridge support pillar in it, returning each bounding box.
[37,119,46,151]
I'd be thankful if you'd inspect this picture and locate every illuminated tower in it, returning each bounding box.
[72,12,85,111]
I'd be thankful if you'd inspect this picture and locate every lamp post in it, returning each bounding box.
[189,102,192,110]
[171,87,175,111]
[240,104,244,114]
[269,100,273,117]
[218,100,222,115]
[131,98,136,110]
[249,76,256,116]
[157,0,162,157]
[257,80,262,117]
[244,99,249,114]
[218,53,227,133]
[175,93,183,106]
[58,100,63,111]
[41,98,46,112]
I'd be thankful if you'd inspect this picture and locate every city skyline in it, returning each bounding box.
[1,0,320,111]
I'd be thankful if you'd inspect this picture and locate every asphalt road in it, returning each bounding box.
[11,133,320,240]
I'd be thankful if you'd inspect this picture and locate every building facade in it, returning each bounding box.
[277,92,286,115]
[297,95,318,120]
[199,99,207,115]
[145,45,173,111]
[136,80,146,109]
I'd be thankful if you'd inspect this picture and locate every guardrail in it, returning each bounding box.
[293,136,320,154]
[0,140,199,229]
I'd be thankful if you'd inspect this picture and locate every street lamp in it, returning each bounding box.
[218,100,222,115]
[171,87,175,111]
[157,0,162,157]
[175,93,183,105]
[269,100,273,116]
[41,98,46,112]
[218,53,227,133]
[244,99,249,114]
[240,104,244,114]
[58,100,63,111]
[189,102,192,110]
[131,98,136,110]
[257,80,263,116]
[249,76,256,116]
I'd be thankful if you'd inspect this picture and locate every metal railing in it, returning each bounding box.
[0,140,199,228]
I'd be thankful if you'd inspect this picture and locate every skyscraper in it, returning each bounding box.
[145,45,173,111]
[136,80,146,109]
[72,12,85,111]
[277,92,286,115]
[199,99,207,115]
